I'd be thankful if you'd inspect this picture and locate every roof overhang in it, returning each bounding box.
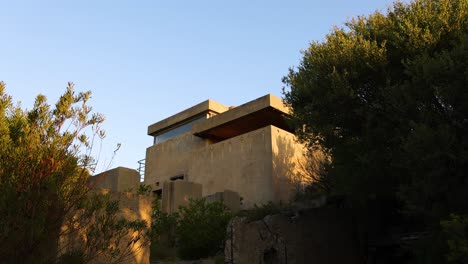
[147,99,229,136]
[192,94,293,140]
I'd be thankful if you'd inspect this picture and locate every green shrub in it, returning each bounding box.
[236,202,285,222]
[150,197,232,260]
[150,241,178,261]
[151,196,179,247]
[0,83,149,263]
[441,214,468,263]
[137,184,152,195]
[214,254,225,264]
[62,193,149,263]
[176,199,232,260]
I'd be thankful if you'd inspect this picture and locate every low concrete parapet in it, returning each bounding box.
[205,190,241,212]
[89,167,140,192]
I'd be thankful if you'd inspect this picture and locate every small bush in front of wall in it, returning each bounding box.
[151,196,179,247]
[137,184,153,195]
[236,202,285,222]
[441,214,468,263]
[292,183,326,202]
[63,193,149,263]
[214,254,225,264]
[150,241,179,261]
[176,198,233,260]
[150,196,179,261]
[150,197,232,260]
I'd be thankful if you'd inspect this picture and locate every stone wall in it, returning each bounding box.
[225,207,364,264]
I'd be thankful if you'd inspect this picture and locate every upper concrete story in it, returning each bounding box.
[144,94,313,208]
[147,99,230,136]
[147,94,293,144]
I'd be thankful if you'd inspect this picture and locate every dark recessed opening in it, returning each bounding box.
[170,175,184,181]
[153,189,162,198]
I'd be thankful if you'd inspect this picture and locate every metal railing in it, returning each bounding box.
[137,159,145,182]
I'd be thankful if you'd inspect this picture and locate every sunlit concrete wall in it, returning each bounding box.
[144,133,212,190]
[188,126,273,208]
[145,125,310,209]
[58,190,152,264]
[89,167,140,192]
[107,191,152,264]
[271,126,309,203]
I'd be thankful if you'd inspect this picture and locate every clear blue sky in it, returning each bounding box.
[1,0,401,173]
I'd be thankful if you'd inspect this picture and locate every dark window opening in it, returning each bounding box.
[170,175,184,181]
[153,115,208,144]
[153,189,162,198]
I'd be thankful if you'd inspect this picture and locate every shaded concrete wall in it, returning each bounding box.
[161,181,203,213]
[89,167,140,192]
[144,126,311,209]
[205,190,241,212]
[225,208,364,264]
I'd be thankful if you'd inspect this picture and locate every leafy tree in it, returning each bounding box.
[282,0,467,262]
[0,82,148,263]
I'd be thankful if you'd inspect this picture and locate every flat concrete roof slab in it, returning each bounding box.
[192,94,292,140]
[148,99,229,136]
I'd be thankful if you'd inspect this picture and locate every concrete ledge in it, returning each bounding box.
[89,167,140,192]
[192,94,291,140]
[148,99,229,136]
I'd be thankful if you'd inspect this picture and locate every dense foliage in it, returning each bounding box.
[236,202,285,222]
[176,199,232,259]
[282,0,467,262]
[151,198,232,260]
[151,196,179,248]
[0,82,148,263]
[441,214,468,263]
